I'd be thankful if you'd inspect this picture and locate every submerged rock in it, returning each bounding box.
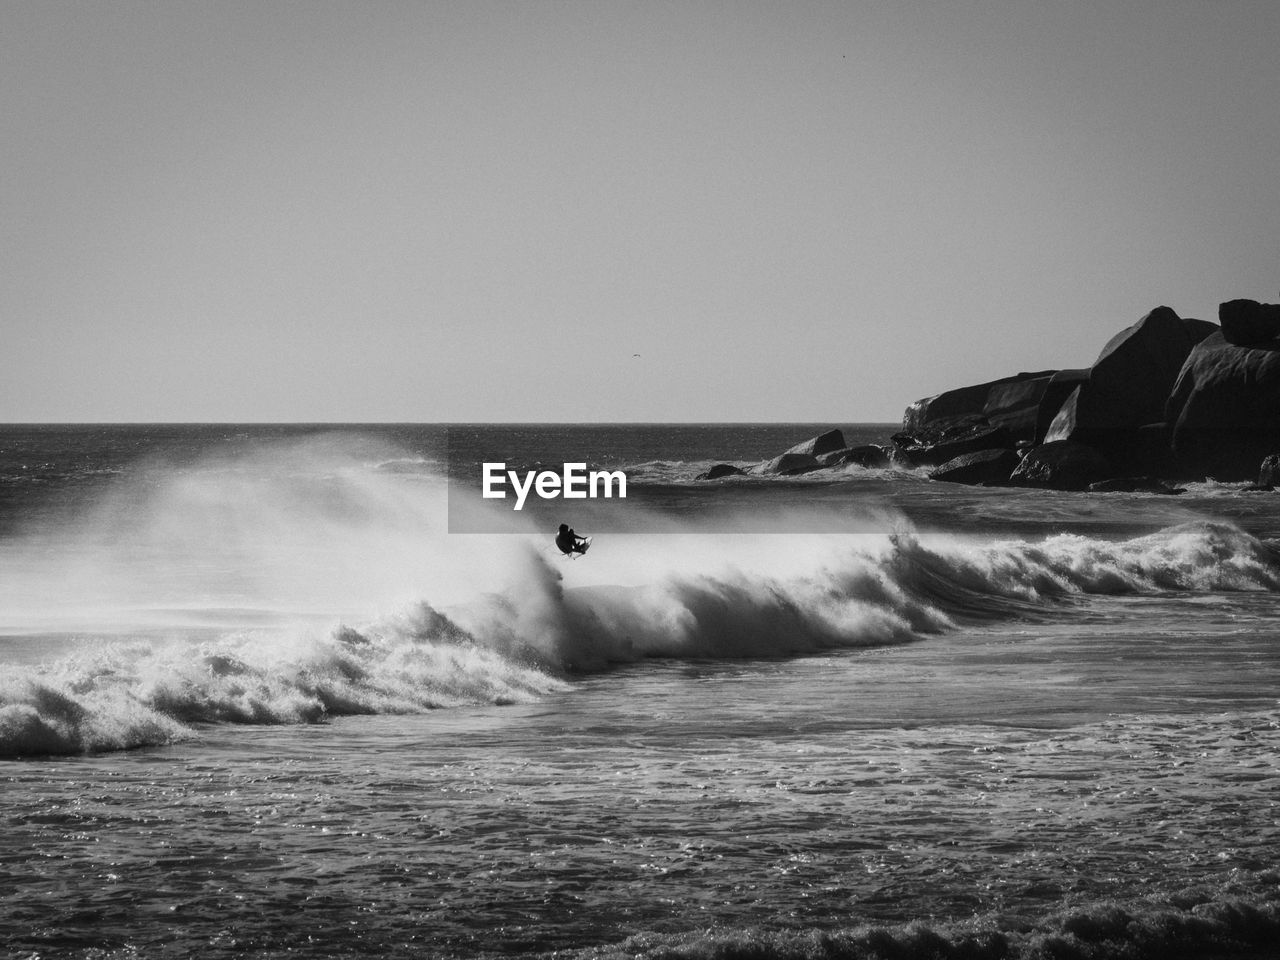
[928,448,1020,485]
[697,463,744,480]
[1087,476,1185,495]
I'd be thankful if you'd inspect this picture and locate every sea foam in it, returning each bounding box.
[567,886,1280,960]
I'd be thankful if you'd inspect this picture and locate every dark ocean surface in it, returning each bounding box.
[2,424,1278,959]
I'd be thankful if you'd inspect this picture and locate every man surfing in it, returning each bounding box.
[555,523,591,558]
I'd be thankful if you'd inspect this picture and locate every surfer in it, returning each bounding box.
[555,523,591,557]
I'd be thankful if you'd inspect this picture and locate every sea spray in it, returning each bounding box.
[0,434,503,634]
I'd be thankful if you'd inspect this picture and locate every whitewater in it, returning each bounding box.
[2,424,1279,959]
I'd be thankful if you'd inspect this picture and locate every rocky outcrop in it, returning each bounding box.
[1166,331,1280,479]
[1220,299,1280,346]
[727,431,881,479]
[928,448,1020,485]
[899,296,1280,485]
[890,415,1013,468]
[1010,441,1112,491]
[782,429,846,459]
[902,305,1214,456]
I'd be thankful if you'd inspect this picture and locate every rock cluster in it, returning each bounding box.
[897,299,1280,489]
[697,428,893,480]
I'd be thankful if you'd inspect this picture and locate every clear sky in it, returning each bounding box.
[3,0,1277,422]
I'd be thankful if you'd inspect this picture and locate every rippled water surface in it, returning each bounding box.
[6,604,1279,958]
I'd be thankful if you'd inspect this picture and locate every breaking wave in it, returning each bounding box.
[568,885,1280,960]
[3,511,1278,758]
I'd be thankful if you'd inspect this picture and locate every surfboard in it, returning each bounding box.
[576,536,591,556]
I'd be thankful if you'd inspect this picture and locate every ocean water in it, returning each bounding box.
[2,423,1279,960]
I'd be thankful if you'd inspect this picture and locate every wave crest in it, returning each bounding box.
[568,884,1280,960]
[0,605,567,757]
[3,520,1277,757]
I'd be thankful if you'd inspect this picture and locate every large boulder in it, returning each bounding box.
[1036,369,1090,441]
[819,445,891,469]
[1045,388,1177,476]
[928,448,1020,486]
[1010,440,1113,491]
[903,371,1056,439]
[1045,307,1216,443]
[750,452,821,476]
[982,373,1058,444]
[1166,331,1280,479]
[1220,299,1280,346]
[904,368,1089,447]
[782,429,846,458]
[1041,307,1215,475]
[890,415,1014,468]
